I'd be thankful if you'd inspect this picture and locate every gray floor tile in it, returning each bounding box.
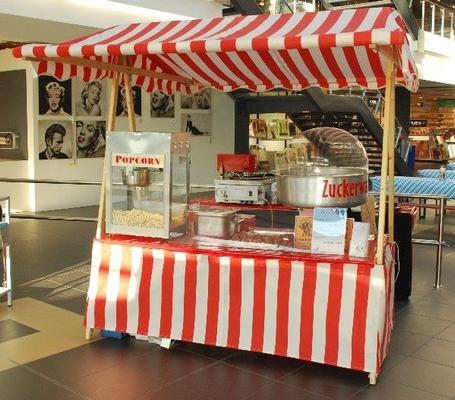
[223,350,304,380]
[405,300,455,321]
[0,365,88,399]
[386,357,455,398]
[0,319,39,343]
[176,363,275,400]
[389,329,432,356]
[25,337,158,384]
[437,323,455,343]
[394,312,453,337]
[421,287,455,307]
[280,362,369,399]
[352,380,449,400]
[244,381,332,400]
[380,351,406,372]
[140,380,214,400]
[413,338,455,368]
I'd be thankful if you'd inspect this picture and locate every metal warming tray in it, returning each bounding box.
[279,166,368,208]
[192,207,236,239]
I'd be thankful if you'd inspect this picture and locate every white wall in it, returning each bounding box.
[0,0,232,212]
[414,31,455,86]
[0,48,235,211]
[105,88,235,189]
[0,52,31,210]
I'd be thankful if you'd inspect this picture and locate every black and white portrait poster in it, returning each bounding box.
[38,76,72,117]
[38,120,73,160]
[182,113,211,136]
[116,86,142,117]
[75,80,104,117]
[181,88,211,110]
[76,120,106,158]
[150,91,174,118]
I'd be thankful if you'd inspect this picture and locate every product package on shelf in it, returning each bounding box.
[294,215,313,250]
[249,118,268,138]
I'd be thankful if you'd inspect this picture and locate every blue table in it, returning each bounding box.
[418,169,455,179]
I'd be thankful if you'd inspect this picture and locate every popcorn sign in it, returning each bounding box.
[112,153,164,168]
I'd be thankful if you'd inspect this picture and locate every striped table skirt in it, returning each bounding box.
[85,239,395,376]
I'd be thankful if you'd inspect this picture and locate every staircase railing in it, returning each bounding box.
[418,0,454,40]
[361,89,411,161]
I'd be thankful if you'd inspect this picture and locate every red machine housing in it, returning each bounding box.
[217,154,257,173]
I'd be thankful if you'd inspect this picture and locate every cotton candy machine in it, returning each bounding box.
[278,127,368,208]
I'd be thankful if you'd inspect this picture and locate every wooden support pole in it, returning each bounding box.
[123,57,137,132]
[376,58,395,265]
[387,69,396,244]
[95,74,119,239]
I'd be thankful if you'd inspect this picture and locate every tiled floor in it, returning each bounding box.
[0,206,454,399]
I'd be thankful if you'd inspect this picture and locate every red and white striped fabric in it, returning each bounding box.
[12,7,418,94]
[85,239,394,375]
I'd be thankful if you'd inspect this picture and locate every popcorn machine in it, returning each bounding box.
[105,131,190,238]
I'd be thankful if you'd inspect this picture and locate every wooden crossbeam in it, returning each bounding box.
[25,55,195,85]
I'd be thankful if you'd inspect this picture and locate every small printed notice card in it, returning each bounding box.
[311,208,347,255]
[349,222,370,258]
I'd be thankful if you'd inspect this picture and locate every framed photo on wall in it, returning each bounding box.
[76,120,106,158]
[181,113,211,136]
[181,88,211,110]
[75,80,105,117]
[150,91,175,118]
[116,86,142,117]
[38,120,73,160]
[38,76,72,117]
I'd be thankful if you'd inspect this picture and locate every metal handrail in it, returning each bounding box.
[0,177,215,222]
[370,191,448,289]
[0,177,101,186]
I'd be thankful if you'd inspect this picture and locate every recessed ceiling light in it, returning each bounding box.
[419,96,423,99]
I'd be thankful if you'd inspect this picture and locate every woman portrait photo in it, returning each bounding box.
[150,91,174,118]
[39,76,72,117]
[181,88,211,110]
[182,113,211,136]
[116,86,141,117]
[76,120,106,158]
[38,120,73,159]
[76,80,103,116]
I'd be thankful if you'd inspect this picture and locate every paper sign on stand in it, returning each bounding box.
[311,208,347,255]
[349,222,370,258]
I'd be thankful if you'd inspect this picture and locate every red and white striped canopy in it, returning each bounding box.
[12,7,418,94]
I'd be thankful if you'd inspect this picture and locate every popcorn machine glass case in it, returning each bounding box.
[105,131,190,238]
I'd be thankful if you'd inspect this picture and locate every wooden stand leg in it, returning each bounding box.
[85,327,94,340]
[387,69,396,243]
[375,57,395,265]
[96,75,119,239]
[160,338,174,349]
[369,373,378,385]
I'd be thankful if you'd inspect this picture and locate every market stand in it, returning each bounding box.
[13,7,418,384]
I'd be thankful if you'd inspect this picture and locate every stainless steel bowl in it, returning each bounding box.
[122,168,150,187]
[278,166,368,208]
